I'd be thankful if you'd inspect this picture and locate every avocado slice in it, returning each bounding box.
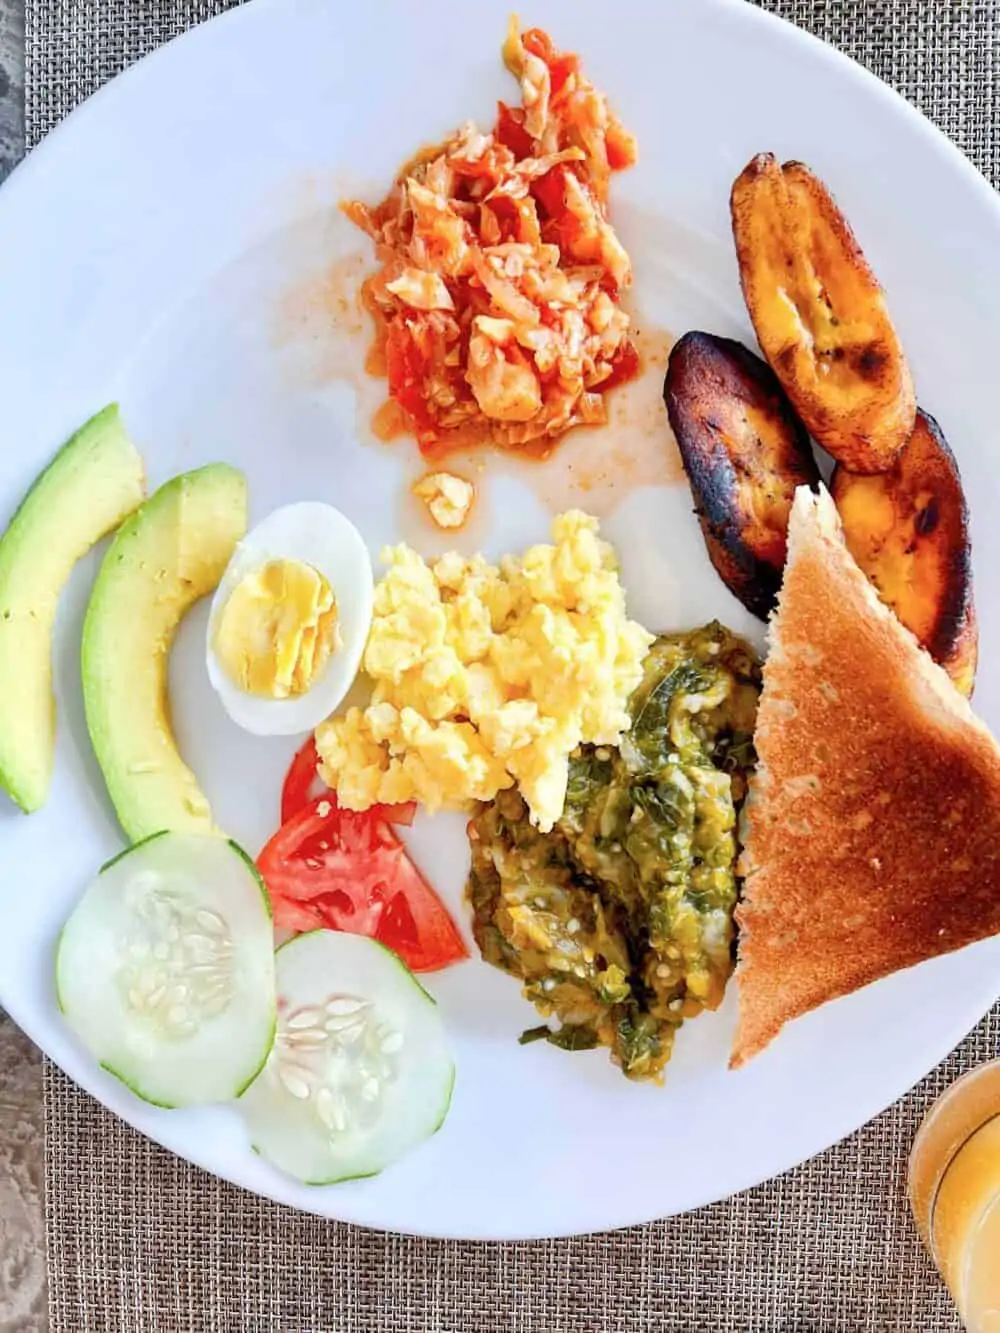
[0,405,146,813]
[82,464,248,842]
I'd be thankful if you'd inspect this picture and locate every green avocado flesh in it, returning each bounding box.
[0,405,146,813]
[468,621,761,1082]
[82,464,248,842]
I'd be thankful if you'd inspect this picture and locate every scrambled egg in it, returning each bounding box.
[214,558,340,699]
[412,471,475,530]
[315,511,652,830]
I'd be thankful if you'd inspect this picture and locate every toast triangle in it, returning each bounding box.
[732,485,1000,1068]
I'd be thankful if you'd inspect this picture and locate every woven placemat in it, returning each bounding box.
[26,2,1000,1329]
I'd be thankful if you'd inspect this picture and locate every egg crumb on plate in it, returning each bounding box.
[315,510,653,831]
[412,471,475,529]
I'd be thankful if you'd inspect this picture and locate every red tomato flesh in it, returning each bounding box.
[600,339,641,392]
[281,736,326,825]
[257,797,467,973]
[495,101,534,160]
[385,320,436,437]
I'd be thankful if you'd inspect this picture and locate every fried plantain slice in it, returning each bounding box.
[664,330,821,621]
[831,409,977,695]
[731,153,916,474]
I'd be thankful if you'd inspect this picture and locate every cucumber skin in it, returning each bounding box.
[99,834,273,922]
[227,840,274,925]
[275,930,436,997]
[230,1007,279,1103]
[246,930,456,1185]
[55,906,209,1114]
[99,829,171,875]
[56,837,171,1015]
[229,846,279,1101]
[281,1062,456,1187]
[56,832,278,1109]
[99,1059,176,1112]
[97,1005,278,1112]
[250,1143,383,1189]
[279,1058,454,1186]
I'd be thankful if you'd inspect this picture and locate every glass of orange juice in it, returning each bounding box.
[909,1061,1000,1331]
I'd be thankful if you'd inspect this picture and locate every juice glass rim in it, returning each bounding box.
[908,1059,1000,1254]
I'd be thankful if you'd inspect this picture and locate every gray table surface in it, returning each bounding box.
[0,9,46,1331]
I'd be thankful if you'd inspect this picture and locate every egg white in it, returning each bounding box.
[205,501,374,737]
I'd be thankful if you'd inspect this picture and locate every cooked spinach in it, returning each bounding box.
[467,623,761,1082]
[630,662,713,765]
[519,1024,602,1053]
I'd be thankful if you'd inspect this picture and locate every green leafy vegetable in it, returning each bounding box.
[631,661,712,750]
[519,1025,554,1046]
[468,623,761,1082]
[519,1024,600,1052]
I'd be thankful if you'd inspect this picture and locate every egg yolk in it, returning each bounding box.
[214,559,340,699]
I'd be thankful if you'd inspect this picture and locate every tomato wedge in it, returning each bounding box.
[257,797,468,973]
[281,736,327,825]
[280,736,415,828]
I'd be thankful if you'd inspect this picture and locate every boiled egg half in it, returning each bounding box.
[206,502,373,736]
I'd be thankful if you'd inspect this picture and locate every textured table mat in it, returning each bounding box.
[26,2,1000,1330]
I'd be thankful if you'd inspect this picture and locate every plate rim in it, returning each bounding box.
[3,0,1000,1239]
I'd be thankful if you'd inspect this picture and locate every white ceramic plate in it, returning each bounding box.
[2,0,1000,1241]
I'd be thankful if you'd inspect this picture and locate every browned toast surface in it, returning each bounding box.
[732,487,1000,1067]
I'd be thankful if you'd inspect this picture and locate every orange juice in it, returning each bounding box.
[909,1062,1000,1331]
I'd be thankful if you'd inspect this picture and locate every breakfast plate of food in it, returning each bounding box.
[3,0,1000,1240]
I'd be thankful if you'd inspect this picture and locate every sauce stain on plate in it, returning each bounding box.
[271,241,389,443]
[273,234,683,528]
[518,325,684,516]
[432,325,684,521]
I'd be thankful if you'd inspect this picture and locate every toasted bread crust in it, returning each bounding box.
[731,487,1000,1068]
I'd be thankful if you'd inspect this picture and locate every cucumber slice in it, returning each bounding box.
[56,832,276,1108]
[238,931,454,1185]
